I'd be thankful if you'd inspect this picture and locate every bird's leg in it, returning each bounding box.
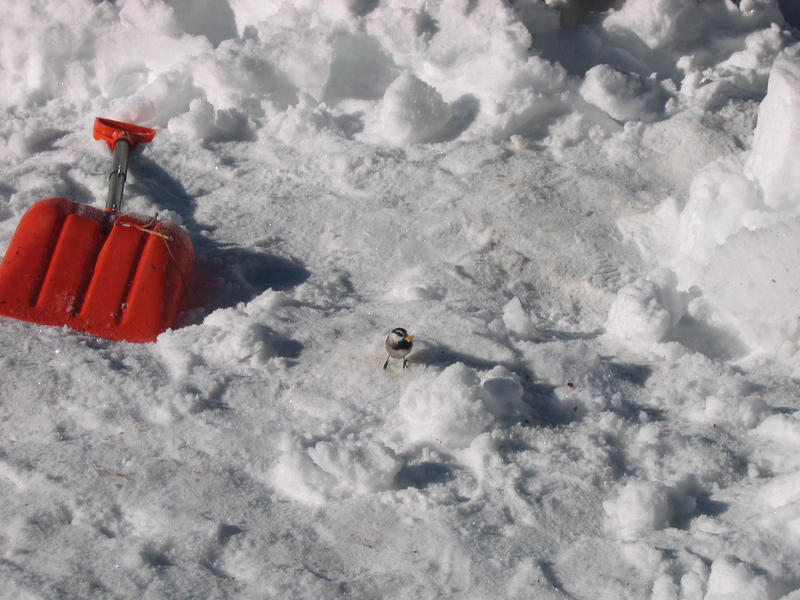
[383,355,390,369]
[402,357,408,369]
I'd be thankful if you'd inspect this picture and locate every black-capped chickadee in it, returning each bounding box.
[383,327,414,369]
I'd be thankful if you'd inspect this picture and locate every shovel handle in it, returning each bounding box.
[93,118,156,214]
[105,140,130,214]
[93,117,155,151]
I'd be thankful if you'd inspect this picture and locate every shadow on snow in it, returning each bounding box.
[131,154,311,328]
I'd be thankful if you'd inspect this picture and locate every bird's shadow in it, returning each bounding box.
[409,341,564,427]
[409,335,655,428]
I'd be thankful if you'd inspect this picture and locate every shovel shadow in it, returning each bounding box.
[181,240,311,325]
[128,155,202,233]
[130,154,311,325]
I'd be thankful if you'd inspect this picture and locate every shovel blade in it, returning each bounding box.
[0,197,194,342]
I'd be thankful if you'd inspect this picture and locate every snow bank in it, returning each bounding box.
[367,0,569,140]
[747,55,800,210]
[615,47,800,368]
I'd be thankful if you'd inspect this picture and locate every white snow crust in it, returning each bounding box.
[2,0,800,598]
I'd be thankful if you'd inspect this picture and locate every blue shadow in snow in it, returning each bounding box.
[395,462,456,490]
[127,155,311,325]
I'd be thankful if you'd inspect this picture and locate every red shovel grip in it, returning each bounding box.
[93,117,156,151]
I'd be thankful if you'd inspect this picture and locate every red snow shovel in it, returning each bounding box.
[0,118,194,343]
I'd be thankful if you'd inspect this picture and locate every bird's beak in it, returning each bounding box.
[406,335,414,342]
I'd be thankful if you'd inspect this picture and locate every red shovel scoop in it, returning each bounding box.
[0,118,194,343]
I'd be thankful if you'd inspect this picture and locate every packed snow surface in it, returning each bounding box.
[2,0,800,598]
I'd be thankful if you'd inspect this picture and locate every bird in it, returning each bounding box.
[383,327,414,369]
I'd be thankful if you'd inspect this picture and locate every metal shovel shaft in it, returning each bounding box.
[106,139,130,214]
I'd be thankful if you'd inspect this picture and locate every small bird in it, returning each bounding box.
[383,327,414,369]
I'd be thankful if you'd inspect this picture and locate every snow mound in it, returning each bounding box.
[604,0,780,52]
[391,363,494,451]
[480,366,528,422]
[758,470,800,512]
[604,480,672,538]
[271,436,400,505]
[603,477,700,539]
[157,291,301,379]
[168,98,254,142]
[379,73,453,144]
[755,413,800,452]
[705,555,775,600]
[580,65,666,122]
[605,269,688,344]
[502,296,538,339]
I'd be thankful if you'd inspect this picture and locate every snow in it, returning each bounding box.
[2,0,800,597]
[747,56,800,211]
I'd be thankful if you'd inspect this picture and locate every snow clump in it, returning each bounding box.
[391,363,494,450]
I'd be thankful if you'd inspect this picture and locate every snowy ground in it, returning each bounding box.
[2,0,800,598]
